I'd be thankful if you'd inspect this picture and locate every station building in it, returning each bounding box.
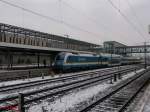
[87,41,127,54]
[103,41,127,54]
[0,23,100,69]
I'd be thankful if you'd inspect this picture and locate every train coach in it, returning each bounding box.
[53,52,129,72]
[121,56,142,65]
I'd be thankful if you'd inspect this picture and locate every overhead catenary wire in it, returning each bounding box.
[1,0,146,44]
[61,0,108,30]
[0,0,61,23]
[126,0,145,30]
[126,0,146,39]
[61,0,129,44]
[107,0,146,41]
[0,0,103,39]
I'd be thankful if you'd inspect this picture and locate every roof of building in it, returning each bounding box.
[103,41,127,47]
[0,23,100,47]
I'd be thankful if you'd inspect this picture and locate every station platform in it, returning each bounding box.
[133,81,150,112]
[0,68,51,81]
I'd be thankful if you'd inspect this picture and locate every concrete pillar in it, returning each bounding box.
[0,26,1,42]
[2,32,6,42]
[37,54,40,68]
[6,51,13,69]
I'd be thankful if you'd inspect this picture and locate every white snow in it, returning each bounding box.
[28,83,109,112]
[0,67,115,99]
[28,68,145,112]
[123,69,145,79]
[140,79,150,112]
[0,65,135,99]
[143,98,150,112]
[0,65,127,87]
[0,76,51,87]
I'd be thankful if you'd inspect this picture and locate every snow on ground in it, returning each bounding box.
[0,71,108,99]
[0,66,125,87]
[123,69,144,79]
[143,98,150,112]
[28,83,109,112]
[28,68,145,112]
[0,67,117,99]
[0,66,136,99]
[0,74,61,87]
[0,74,94,99]
[0,81,64,99]
[140,79,150,112]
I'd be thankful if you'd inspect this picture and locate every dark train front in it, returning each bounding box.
[53,52,142,73]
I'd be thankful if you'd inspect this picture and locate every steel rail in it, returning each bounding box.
[79,69,149,112]
[0,67,137,104]
[0,66,128,93]
[118,79,149,112]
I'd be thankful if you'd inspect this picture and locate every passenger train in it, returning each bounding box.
[53,52,142,72]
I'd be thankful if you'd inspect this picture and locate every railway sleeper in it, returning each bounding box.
[109,97,129,101]
[103,100,125,107]
[96,105,118,111]
[101,103,123,108]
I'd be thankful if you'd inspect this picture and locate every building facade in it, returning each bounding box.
[0,23,100,69]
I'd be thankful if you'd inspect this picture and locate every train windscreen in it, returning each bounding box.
[56,55,65,60]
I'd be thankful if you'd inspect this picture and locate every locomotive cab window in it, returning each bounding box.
[56,55,64,60]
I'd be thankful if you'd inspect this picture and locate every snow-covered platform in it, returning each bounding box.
[0,68,49,81]
[133,80,150,112]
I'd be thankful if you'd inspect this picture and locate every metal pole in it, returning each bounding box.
[0,25,2,42]
[144,42,147,69]
[118,66,121,79]
[10,53,13,69]
[37,54,40,68]
[114,73,117,82]
[110,43,113,67]
[67,35,69,49]
[18,93,25,112]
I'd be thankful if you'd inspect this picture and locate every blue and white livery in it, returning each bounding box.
[53,52,129,72]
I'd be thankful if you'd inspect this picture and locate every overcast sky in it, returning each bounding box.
[0,0,150,45]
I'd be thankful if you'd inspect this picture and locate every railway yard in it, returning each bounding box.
[0,1,150,111]
[0,65,150,112]
[0,24,150,112]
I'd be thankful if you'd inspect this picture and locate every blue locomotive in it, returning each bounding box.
[53,52,130,72]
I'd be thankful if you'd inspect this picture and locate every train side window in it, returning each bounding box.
[78,56,87,62]
[67,56,77,63]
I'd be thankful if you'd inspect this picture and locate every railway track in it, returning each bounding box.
[0,66,140,111]
[0,65,135,93]
[79,68,150,112]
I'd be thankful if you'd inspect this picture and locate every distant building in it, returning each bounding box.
[103,41,127,54]
[86,46,103,53]
[88,41,127,54]
[104,41,126,48]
